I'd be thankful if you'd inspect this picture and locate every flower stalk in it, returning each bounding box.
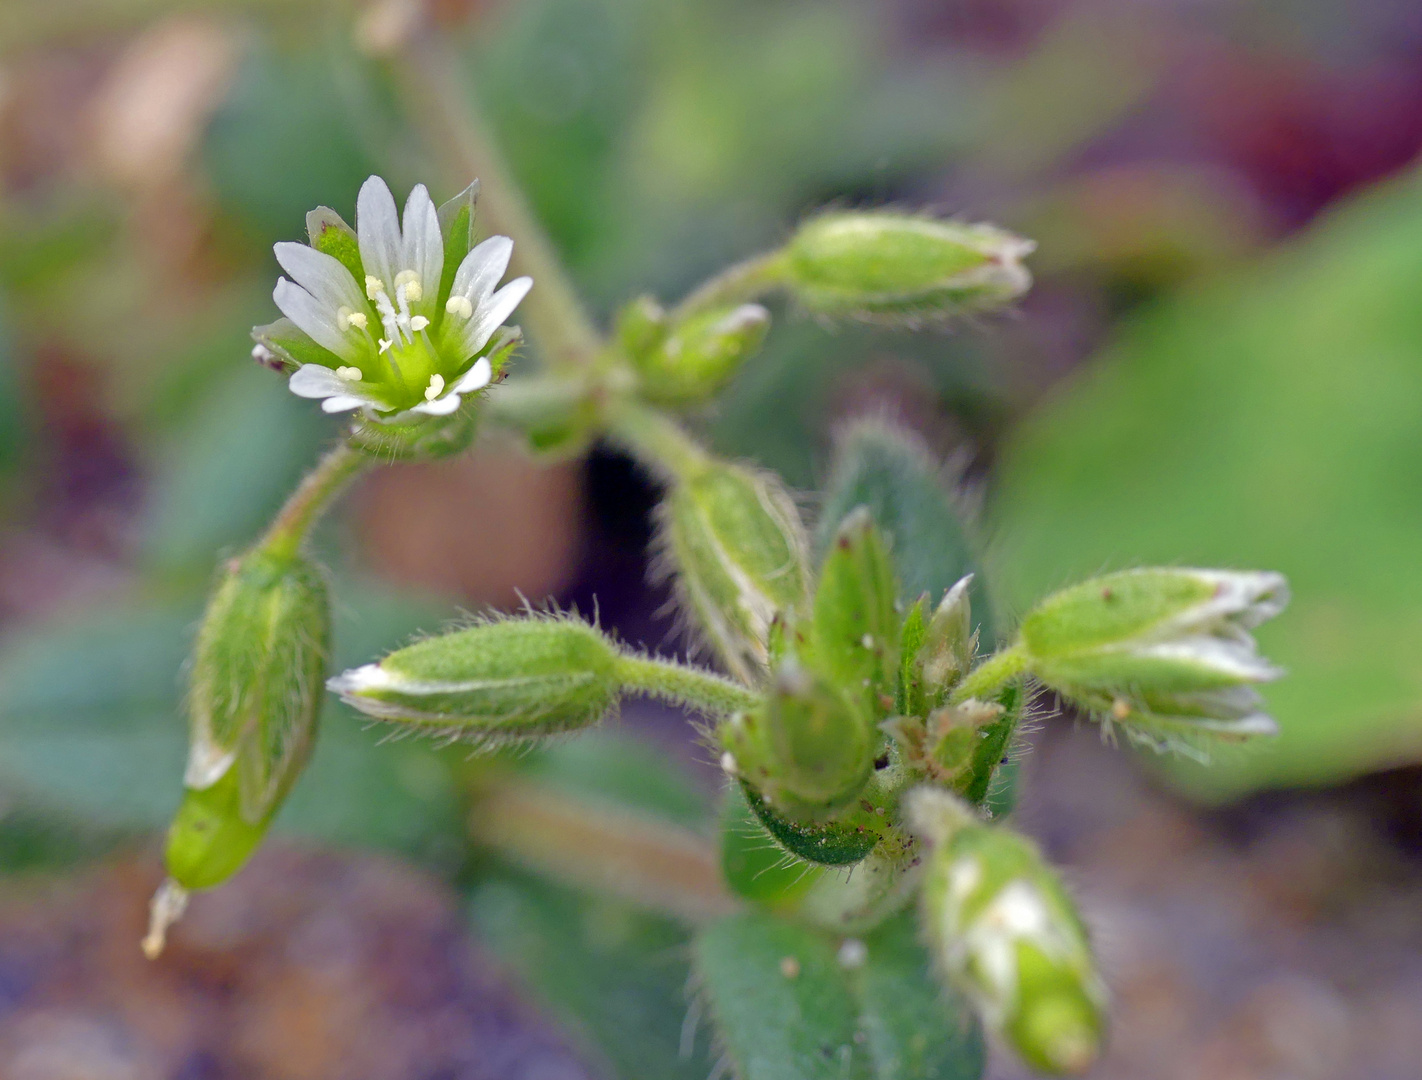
[258,441,372,561]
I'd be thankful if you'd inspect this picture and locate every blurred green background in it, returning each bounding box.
[4,0,1422,1076]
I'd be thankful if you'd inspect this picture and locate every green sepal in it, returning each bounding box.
[740,779,879,867]
[305,206,364,285]
[634,303,771,406]
[812,507,900,711]
[187,548,329,825]
[347,405,478,462]
[895,595,928,718]
[720,784,827,902]
[251,317,342,373]
[436,180,480,309]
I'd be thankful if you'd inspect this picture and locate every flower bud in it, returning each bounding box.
[661,461,810,684]
[918,575,976,704]
[633,304,771,406]
[720,659,874,824]
[909,788,1106,1076]
[785,211,1034,323]
[328,616,620,744]
[1018,568,1289,743]
[615,294,669,361]
[147,549,330,958]
[811,507,900,710]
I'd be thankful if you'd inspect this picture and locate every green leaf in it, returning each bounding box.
[816,420,995,644]
[470,872,712,1080]
[990,166,1422,796]
[694,909,984,1080]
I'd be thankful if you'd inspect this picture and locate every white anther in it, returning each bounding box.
[424,373,446,401]
[378,338,392,354]
[365,275,386,298]
[409,315,430,332]
[336,366,363,382]
[445,295,473,319]
[346,311,368,330]
[394,269,422,302]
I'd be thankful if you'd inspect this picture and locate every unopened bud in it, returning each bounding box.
[909,788,1106,1076]
[811,508,900,708]
[661,462,810,684]
[634,304,771,405]
[147,549,330,956]
[720,659,874,824]
[785,211,1034,323]
[919,575,976,703]
[615,294,669,362]
[328,616,620,744]
[1018,568,1289,745]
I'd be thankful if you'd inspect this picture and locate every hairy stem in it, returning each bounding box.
[616,653,761,717]
[951,643,1029,704]
[671,250,790,323]
[258,442,371,561]
[391,34,603,371]
[605,398,709,480]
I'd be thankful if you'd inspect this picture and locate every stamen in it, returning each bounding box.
[394,269,422,302]
[446,295,473,319]
[346,311,368,330]
[424,373,446,401]
[365,275,386,299]
[336,366,363,381]
[409,315,430,332]
[379,339,392,354]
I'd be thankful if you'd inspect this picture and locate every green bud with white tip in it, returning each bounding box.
[146,548,329,958]
[719,658,874,824]
[1017,568,1289,748]
[909,788,1106,1077]
[661,460,810,684]
[328,616,620,745]
[919,574,976,704]
[785,211,1034,323]
[633,303,770,406]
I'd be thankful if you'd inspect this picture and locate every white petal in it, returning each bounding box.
[321,395,367,414]
[401,183,443,304]
[1133,636,1282,683]
[274,280,357,360]
[410,391,465,416]
[458,276,532,357]
[274,242,365,312]
[288,363,351,399]
[356,175,401,291]
[451,235,513,303]
[451,356,493,394]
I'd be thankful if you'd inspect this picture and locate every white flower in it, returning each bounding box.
[253,175,531,423]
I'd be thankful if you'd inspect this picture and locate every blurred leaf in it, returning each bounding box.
[468,730,718,1080]
[991,166,1422,796]
[694,908,984,1080]
[0,580,458,852]
[470,872,712,1080]
[141,363,331,575]
[814,420,995,644]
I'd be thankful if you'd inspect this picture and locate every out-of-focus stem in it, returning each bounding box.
[390,34,603,372]
[951,644,1029,704]
[671,250,790,324]
[605,398,709,481]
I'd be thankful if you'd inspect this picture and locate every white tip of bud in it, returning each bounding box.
[336,366,363,382]
[424,373,446,401]
[446,295,474,319]
[326,662,397,696]
[365,275,386,298]
[141,878,189,960]
[720,750,738,776]
[409,315,430,332]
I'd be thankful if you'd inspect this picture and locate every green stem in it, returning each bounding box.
[605,398,709,481]
[951,643,1029,704]
[671,250,790,323]
[616,653,761,717]
[257,442,371,562]
[391,35,603,372]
